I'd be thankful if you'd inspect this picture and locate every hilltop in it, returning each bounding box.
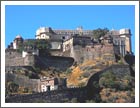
[5,27,135,103]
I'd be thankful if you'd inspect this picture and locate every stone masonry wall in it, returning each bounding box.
[5,50,74,70]
[5,43,115,67]
[5,50,24,66]
[6,72,40,92]
[70,44,115,63]
[6,87,88,103]
[24,54,36,66]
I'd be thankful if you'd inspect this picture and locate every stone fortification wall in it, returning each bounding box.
[6,72,40,92]
[24,54,36,66]
[5,66,35,73]
[5,49,74,70]
[5,43,115,68]
[5,50,24,66]
[5,49,36,66]
[70,44,115,63]
[6,87,87,103]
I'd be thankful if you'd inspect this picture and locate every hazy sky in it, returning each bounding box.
[5,5,135,53]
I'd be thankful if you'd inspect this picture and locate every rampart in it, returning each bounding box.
[6,71,40,92]
[5,43,116,69]
[5,49,24,66]
[5,49,74,70]
[6,87,87,103]
[70,44,115,63]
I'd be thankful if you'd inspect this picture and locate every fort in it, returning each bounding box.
[6,26,132,66]
[5,26,134,102]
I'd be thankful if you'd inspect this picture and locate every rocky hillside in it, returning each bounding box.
[67,57,114,87]
[88,70,135,103]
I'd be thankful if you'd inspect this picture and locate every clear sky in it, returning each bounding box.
[5,5,135,53]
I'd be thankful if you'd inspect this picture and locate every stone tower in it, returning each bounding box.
[119,29,132,53]
[36,27,53,39]
[13,35,23,49]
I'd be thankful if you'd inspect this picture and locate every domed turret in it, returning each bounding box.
[36,27,50,39]
[15,35,22,39]
[119,28,131,36]
[13,35,24,49]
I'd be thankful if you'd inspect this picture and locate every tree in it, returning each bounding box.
[124,51,135,77]
[99,71,117,88]
[35,39,51,50]
[115,54,121,62]
[92,28,109,39]
[6,81,19,93]
[71,98,78,103]
[17,43,24,53]
[124,51,135,66]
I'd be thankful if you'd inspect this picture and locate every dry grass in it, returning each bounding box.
[67,66,83,86]
[103,53,113,56]
[67,59,108,86]
[80,60,96,67]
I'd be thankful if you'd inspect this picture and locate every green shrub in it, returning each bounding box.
[62,98,70,103]
[99,77,106,87]
[86,99,95,103]
[100,71,116,80]
[6,81,19,93]
[93,81,99,88]
[71,98,78,103]
[82,66,94,71]
[78,82,85,87]
[66,68,72,74]
[83,72,90,78]
[99,71,117,88]
[118,59,124,64]
[33,67,41,73]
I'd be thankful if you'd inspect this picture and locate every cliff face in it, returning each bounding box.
[35,56,74,70]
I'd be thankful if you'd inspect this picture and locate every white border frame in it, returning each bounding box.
[1,1,139,107]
